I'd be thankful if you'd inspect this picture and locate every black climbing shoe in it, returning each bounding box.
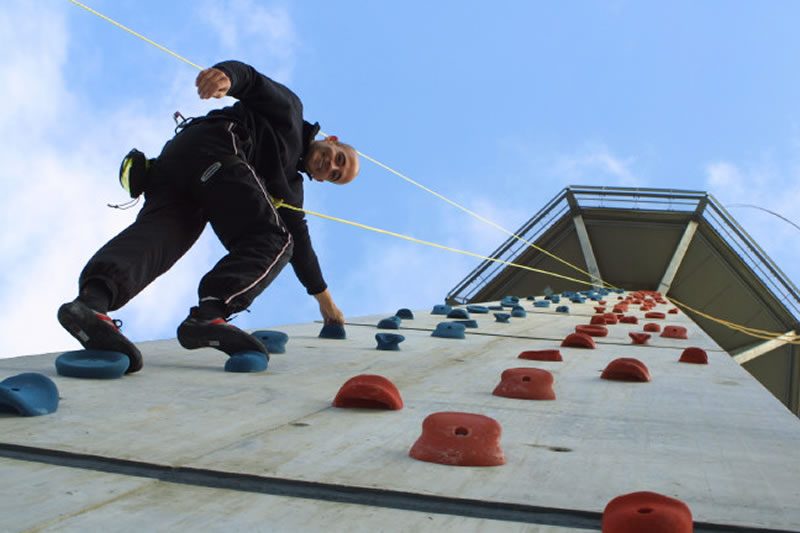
[177,308,269,358]
[57,300,144,373]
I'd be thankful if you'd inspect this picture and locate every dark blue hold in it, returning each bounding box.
[550,295,561,303]
[224,351,268,373]
[0,373,59,416]
[376,333,405,351]
[511,308,527,318]
[447,308,470,319]
[511,304,525,311]
[527,296,536,301]
[319,323,346,339]
[534,300,551,308]
[55,350,130,379]
[556,305,570,313]
[431,304,452,315]
[431,322,466,339]
[571,297,586,304]
[500,296,519,307]
[494,312,511,323]
[455,319,478,328]
[466,305,489,314]
[488,305,504,310]
[377,316,402,329]
[252,330,289,354]
[599,289,610,295]
[396,308,414,319]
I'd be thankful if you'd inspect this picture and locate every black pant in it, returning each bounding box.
[79,119,293,316]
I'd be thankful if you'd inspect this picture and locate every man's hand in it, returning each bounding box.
[196,68,231,99]
[314,289,344,325]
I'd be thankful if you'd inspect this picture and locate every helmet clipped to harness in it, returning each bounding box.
[118,148,152,199]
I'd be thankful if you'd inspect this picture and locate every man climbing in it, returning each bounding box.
[57,60,359,372]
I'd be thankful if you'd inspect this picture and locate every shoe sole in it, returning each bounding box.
[177,320,269,359]
[57,301,144,373]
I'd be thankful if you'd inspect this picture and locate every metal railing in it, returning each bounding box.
[446,186,800,321]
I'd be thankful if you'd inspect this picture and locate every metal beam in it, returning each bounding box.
[572,214,603,290]
[790,343,800,415]
[657,220,699,294]
[731,330,796,365]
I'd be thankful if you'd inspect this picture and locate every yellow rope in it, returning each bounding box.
[274,200,600,288]
[68,0,204,71]
[320,129,615,289]
[668,297,800,344]
[68,0,799,345]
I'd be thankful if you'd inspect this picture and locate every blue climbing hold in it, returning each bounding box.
[527,296,536,301]
[511,308,527,318]
[494,312,511,323]
[55,350,130,379]
[455,319,479,328]
[0,373,59,416]
[224,351,268,373]
[500,296,519,307]
[571,296,586,304]
[488,305,504,310]
[534,300,551,308]
[319,323,347,339]
[431,304,452,315]
[466,305,489,314]
[447,308,470,319]
[556,305,570,313]
[376,333,405,350]
[550,295,561,303]
[396,308,414,319]
[377,316,402,329]
[431,322,466,339]
[252,330,289,354]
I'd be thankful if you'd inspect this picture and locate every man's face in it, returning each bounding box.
[307,139,359,185]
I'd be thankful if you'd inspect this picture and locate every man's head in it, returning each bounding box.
[306,136,359,185]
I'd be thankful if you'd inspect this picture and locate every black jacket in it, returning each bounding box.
[209,60,326,295]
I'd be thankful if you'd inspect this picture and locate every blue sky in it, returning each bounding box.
[2,0,800,358]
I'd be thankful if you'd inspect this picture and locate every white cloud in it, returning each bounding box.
[551,142,640,187]
[703,155,800,297]
[200,0,297,82]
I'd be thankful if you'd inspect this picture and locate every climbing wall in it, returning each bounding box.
[1,290,799,532]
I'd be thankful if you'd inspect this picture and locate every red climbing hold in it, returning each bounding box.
[613,304,628,314]
[594,306,607,313]
[332,374,403,410]
[645,311,666,319]
[602,491,693,533]
[629,332,651,345]
[669,308,679,314]
[591,315,607,325]
[643,323,662,333]
[492,368,555,400]
[620,316,638,324]
[576,324,609,337]
[518,349,563,361]
[661,325,688,339]
[601,358,651,382]
[603,313,619,325]
[680,347,708,364]
[561,332,596,349]
[409,412,506,467]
